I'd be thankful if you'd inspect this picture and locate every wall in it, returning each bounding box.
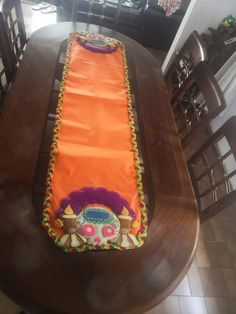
[162,0,236,74]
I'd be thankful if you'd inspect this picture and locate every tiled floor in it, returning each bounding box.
[144,204,236,314]
[22,0,58,37]
[1,1,236,314]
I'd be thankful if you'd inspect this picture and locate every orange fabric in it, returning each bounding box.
[48,36,141,234]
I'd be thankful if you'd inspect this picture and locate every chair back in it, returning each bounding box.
[0,14,15,108]
[188,116,236,222]
[172,61,226,147]
[72,0,122,28]
[1,0,27,65]
[166,31,207,100]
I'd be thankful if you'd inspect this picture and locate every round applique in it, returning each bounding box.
[81,224,96,236]
[102,225,115,237]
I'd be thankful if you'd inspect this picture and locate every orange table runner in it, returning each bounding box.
[42,32,148,253]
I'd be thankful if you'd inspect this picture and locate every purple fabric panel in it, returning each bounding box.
[57,187,136,219]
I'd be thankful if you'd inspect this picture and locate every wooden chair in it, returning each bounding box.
[0,14,15,107]
[172,61,226,147]
[72,0,122,28]
[0,0,27,66]
[166,31,207,100]
[0,0,27,108]
[187,116,236,222]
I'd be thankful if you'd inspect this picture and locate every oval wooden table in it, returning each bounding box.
[0,22,199,314]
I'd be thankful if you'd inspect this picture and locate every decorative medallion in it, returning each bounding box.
[54,187,140,251]
[76,32,121,53]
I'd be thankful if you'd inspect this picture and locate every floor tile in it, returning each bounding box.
[179,296,207,314]
[204,242,233,268]
[215,220,236,243]
[227,242,236,267]
[222,269,236,298]
[195,241,210,267]
[191,255,198,266]
[199,268,228,297]
[171,275,191,296]
[224,204,236,221]
[188,267,204,296]
[205,297,236,314]
[198,221,216,242]
[210,219,224,242]
[145,301,165,314]
[214,203,236,222]
[165,296,180,314]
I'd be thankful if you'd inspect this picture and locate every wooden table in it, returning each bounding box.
[0,22,199,314]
